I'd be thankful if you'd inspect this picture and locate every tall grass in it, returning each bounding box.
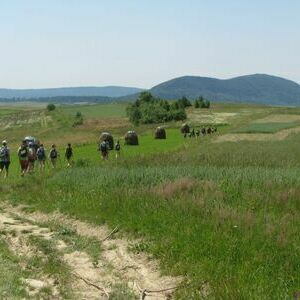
[10,164,300,299]
[2,104,300,298]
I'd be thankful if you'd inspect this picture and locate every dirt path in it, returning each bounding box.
[0,204,181,299]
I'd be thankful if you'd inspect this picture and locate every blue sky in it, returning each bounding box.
[0,0,299,88]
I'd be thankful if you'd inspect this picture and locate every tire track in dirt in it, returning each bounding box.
[0,205,181,299]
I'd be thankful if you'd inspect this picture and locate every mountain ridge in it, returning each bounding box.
[150,74,300,105]
[1,74,299,106]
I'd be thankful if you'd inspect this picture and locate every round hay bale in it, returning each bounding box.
[155,127,166,139]
[124,131,139,145]
[181,123,190,134]
[100,132,114,150]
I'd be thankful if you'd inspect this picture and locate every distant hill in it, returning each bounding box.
[1,74,300,106]
[0,86,144,99]
[150,74,300,106]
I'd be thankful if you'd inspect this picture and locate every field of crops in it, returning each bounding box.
[0,102,300,299]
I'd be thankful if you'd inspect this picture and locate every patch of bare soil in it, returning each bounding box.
[215,126,300,143]
[0,205,181,299]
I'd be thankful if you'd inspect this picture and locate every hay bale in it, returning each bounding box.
[124,131,139,145]
[155,127,166,139]
[100,132,114,150]
[181,123,190,134]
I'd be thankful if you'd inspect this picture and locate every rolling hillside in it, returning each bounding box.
[150,74,300,105]
[1,74,300,106]
[0,86,144,99]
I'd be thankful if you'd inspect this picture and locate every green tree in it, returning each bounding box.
[126,92,187,125]
[126,104,141,126]
[177,96,192,109]
[47,103,56,111]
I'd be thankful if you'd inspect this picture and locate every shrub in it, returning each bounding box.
[47,104,56,111]
[75,111,82,118]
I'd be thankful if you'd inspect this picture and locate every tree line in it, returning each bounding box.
[126,92,210,126]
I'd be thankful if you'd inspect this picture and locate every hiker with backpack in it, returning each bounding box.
[0,140,10,178]
[27,142,37,172]
[18,140,29,176]
[99,140,109,160]
[64,143,73,167]
[115,140,121,159]
[36,144,46,170]
[49,144,59,168]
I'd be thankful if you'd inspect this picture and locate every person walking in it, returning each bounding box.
[64,143,73,167]
[99,140,109,160]
[27,142,37,172]
[115,140,121,159]
[49,144,59,168]
[36,144,46,170]
[18,140,29,176]
[0,140,10,178]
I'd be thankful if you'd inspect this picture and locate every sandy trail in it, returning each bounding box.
[0,204,181,299]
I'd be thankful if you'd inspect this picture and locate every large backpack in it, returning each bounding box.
[37,147,45,160]
[100,141,107,152]
[19,146,28,158]
[28,148,36,160]
[0,147,8,160]
[50,149,58,159]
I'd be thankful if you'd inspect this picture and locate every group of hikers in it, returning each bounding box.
[99,139,121,160]
[0,140,74,178]
[0,138,121,178]
[183,126,217,138]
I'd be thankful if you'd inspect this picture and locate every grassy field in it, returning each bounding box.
[0,102,300,299]
[60,102,128,118]
[235,122,300,133]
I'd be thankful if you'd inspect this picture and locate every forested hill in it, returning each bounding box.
[150,74,300,106]
[1,74,300,106]
[0,86,144,99]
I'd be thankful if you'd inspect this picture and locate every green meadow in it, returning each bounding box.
[1,102,300,299]
[60,102,128,118]
[236,122,300,133]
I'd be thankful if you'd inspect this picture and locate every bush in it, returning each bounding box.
[126,92,186,125]
[47,104,56,111]
[75,111,82,118]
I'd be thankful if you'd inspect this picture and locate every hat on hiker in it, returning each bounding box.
[2,140,7,145]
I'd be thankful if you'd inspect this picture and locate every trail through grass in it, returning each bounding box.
[1,102,300,298]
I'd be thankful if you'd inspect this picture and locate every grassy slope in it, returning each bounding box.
[1,103,300,298]
[60,103,127,118]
